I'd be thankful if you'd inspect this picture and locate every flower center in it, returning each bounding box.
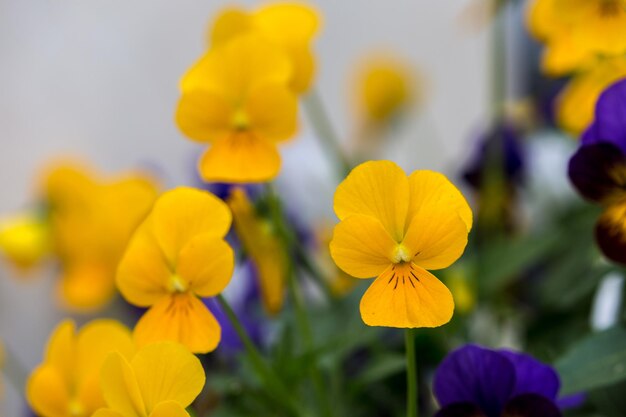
[231,108,250,131]
[599,0,624,16]
[391,244,412,264]
[167,274,188,293]
[68,399,84,417]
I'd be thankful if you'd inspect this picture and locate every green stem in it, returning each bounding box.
[304,89,352,178]
[216,295,302,417]
[265,185,334,417]
[405,329,418,417]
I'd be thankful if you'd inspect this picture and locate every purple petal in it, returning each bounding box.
[568,143,626,204]
[595,209,626,266]
[435,403,487,417]
[556,393,586,410]
[502,394,562,417]
[498,350,560,400]
[582,78,626,154]
[434,345,516,417]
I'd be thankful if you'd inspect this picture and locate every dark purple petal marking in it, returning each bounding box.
[501,394,562,417]
[568,143,626,204]
[435,402,487,417]
[595,205,626,266]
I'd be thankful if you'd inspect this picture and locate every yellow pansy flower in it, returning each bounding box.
[329,161,472,328]
[42,163,158,310]
[93,342,205,417]
[117,187,234,353]
[0,213,50,271]
[556,56,626,135]
[26,319,134,417]
[356,55,415,125]
[177,35,298,183]
[527,0,626,75]
[227,187,287,314]
[314,223,357,297]
[210,3,320,93]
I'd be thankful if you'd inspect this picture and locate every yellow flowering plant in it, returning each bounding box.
[117,187,234,353]
[26,320,135,417]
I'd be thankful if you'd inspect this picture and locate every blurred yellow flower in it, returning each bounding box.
[329,161,472,328]
[314,223,357,297]
[26,319,134,417]
[210,3,320,93]
[41,163,158,310]
[556,57,626,135]
[93,342,205,417]
[117,187,234,353]
[0,213,50,271]
[444,269,476,315]
[527,0,626,75]
[356,56,415,125]
[177,35,298,183]
[227,187,287,314]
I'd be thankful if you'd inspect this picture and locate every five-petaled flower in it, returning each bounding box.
[117,187,234,353]
[93,342,205,417]
[176,34,298,183]
[569,77,626,266]
[26,319,135,417]
[329,160,472,328]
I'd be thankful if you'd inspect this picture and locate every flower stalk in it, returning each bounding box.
[405,328,418,417]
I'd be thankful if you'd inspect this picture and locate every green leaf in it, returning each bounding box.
[555,327,626,395]
[354,353,406,386]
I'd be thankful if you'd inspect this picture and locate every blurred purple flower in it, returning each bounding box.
[433,344,582,417]
[462,123,525,190]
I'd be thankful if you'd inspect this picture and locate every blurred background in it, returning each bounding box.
[0,0,565,415]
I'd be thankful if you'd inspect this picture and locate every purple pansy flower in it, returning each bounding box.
[569,78,626,266]
[433,344,579,417]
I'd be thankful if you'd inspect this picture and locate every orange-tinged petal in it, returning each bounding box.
[59,262,116,310]
[210,8,253,45]
[133,294,221,354]
[541,38,595,77]
[177,234,234,297]
[329,214,396,278]
[43,320,76,388]
[131,342,205,413]
[175,89,233,143]
[100,352,146,417]
[407,170,472,232]
[198,132,281,183]
[117,228,172,307]
[150,187,232,266]
[149,401,190,417]
[334,161,410,241]
[246,83,298,142]
[93,409,126,417]
[26,365,71,417]
[360,264,454,328]
[401,209,468,270]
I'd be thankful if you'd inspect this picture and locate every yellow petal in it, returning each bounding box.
[150,187,232,266]
[100,352,146,417]
[149,401,190,417]
[175,89,233,143]
[541,38,595,77]
[93,409,126,417]
[329,214,396,278]
[181,34,291,99]
[0,213,50,270]
[407,170,472,232]
[227,188,287,314]
[254,3,320,44]
[26,365,71,417]
[210,8,253,45]
[177,234,234,297]
[334,160,410,241]
[198,132,281,183]
[401,209,468,270]
[59,262,116,310]
[557,56,626,135]
[359,264,454,328]
[131,342,205,412]
[246,83,298,142]
[43,320,76,387]
[117,229,172,307]
[284,45,316,93]
[133,294,221,354]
